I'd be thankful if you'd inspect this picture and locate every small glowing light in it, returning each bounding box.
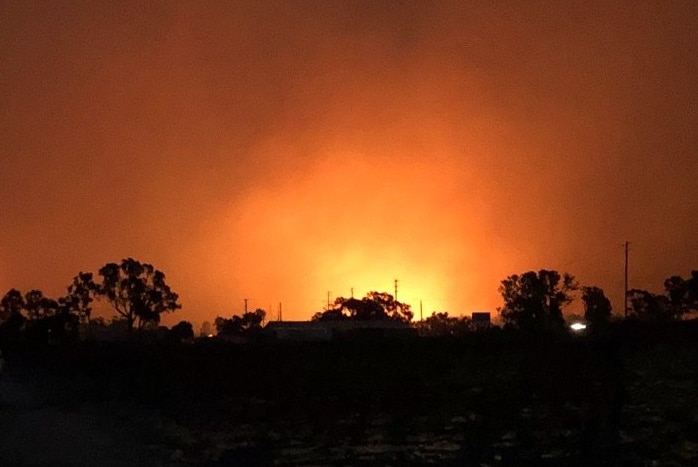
[570,322,586,332]
[207,334,214,338]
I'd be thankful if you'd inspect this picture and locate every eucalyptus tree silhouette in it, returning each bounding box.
[499,269,578,333]
[60,272,97,323]
[97,258,180,331]
[312,291,412,322]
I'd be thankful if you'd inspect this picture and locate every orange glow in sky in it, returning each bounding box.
[1,1,698,329]
[178,148,516,322]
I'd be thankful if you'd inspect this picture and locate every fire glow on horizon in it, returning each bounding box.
[184,151,516,321]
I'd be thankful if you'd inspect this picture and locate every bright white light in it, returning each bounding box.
[570,322,586,332]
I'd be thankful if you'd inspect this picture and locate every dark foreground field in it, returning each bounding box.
[2,323,698,466]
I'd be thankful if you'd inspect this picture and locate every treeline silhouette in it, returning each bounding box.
[2,259,698,348]
[3,262,698,465]
[0,258,179,349]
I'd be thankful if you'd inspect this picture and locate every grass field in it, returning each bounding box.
[2,322,698,466]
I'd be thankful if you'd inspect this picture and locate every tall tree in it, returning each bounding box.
[499,269,578,332]
[97,258,181,331]
[59,272,97,323]
[581,286,612,329]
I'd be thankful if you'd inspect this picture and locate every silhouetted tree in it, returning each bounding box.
[8,289,79,346]
[663,271,698,317]
[215,309,266,337]
[337,296,385,320]
[416,312,473,337]
[622,272,698,322]
[214,316,234,335]
[170,320,194,342]
[627,288,671,321]
[59,272,97,324]
[97,258,181,331]
[499,269,578,333]
[312,291,412,322]
[0,289,26,347]
[0,289,25,323]
[364,291,413,322]
[581,286,612,329]
[311,307,346,321]
[241,308,266,330]
[24,290,59,320]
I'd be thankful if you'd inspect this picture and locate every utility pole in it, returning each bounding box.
[244,298,248,313]
[624,241,630,318]
[394,279,398,301]
[327,291,331,310]
[278,302,282,322]
[350,287,354,298]
[420,300,423,321]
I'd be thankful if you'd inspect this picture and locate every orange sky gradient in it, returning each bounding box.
[1,1,697,328]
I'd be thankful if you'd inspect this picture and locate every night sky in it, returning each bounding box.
[2,1,697,327]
